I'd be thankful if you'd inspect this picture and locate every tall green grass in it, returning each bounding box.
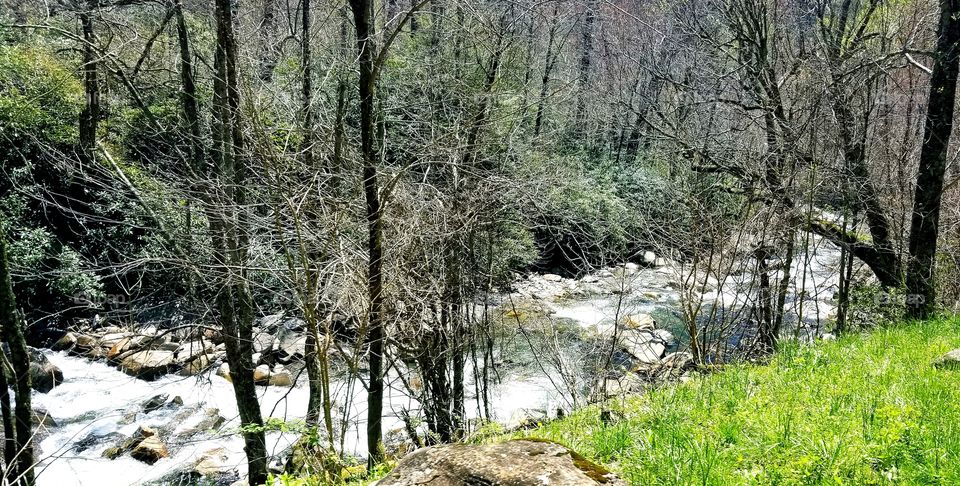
[508,318,960,485]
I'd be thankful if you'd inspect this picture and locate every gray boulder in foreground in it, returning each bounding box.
[933,349,960,369]
[377,439,626,485]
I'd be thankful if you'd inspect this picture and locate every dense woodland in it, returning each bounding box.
[2,0,960,483]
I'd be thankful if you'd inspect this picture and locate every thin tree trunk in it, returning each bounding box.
[212,0,268,482]
[906,0,960,318]
[0,233,35,486]
[258,0,278,81]
[347,0,386,466]
[0,355,13,481]
[79,1,99,166]
[534,4,560,137]
[575,0,596,133]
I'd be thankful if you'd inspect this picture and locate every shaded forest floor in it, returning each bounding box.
[485,318,960,485]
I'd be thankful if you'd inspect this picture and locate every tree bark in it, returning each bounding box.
[575,0,596,133]
[906,0,960,318]
[79,0,99,166]
[347,0,386,466]
[0,233,35,486]
[212,0,268,482]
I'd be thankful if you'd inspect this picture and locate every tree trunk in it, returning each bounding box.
[533,5,560,137]
[258,0,278,81]
[0,233,35,486]
[906,0,960,318]
[174,0,202,173]
[347,0,386,466]
[575,0,596,133]
[79,0,99,166]
[301,0,314,169]
[212,0,268,482]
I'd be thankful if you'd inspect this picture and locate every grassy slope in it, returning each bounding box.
[502,318,960,485]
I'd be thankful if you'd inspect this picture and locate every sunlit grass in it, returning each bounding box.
[505,317,960,485]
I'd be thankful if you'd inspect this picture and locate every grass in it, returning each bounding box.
[498,318,960,485]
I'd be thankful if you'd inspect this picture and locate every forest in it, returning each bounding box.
[1,0,960,484]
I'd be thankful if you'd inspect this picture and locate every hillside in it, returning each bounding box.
[496,319,960,484]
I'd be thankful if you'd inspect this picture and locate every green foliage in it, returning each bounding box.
[500,318,960,484]
[848,284,907,329]
[0,44,82,149]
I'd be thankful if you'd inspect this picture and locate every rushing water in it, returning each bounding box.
[29,237,848,485]
[30,348,569,486]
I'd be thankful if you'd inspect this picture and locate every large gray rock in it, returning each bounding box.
[51,332,78,352]
[934,349,960,369]
[275,327,307,363]
[378,439,626,485]
[120,350,175,380]
[622,331,666,365]
[3,347,64,393]
[174,340,215,364]
[130,435,169,465]
[28,347,64,393]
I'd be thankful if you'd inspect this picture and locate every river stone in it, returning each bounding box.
[216,363,232,381]
[268,369,293,387]
[120,350,175,380]
[27,347,64,393]
[130,436,169,465]
[32,405,57,428]
[642,251,657,265]
[179,353,213,376]
[933,349,960,369]
[142,394,169,413]
[275,327,307,363]
[52,332,78,351]
[1,346,64,393]
[107,335,148,360]
[378,439,627,485]
[194,448,231,477]
[253,364,271,383]
[252,332,276,355]
[622,332,666,365]
[74,333,97,351]
[174,340,215,363]
[623,314,655,331]
[175,408,226,440]
[99,332,131,350]
[652,328,676,346]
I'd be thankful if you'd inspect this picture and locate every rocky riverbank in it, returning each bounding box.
[24,242,848,485]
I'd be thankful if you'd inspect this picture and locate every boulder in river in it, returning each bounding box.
[141,394,170,413]
[275,327,307,364]
[268,369,293,387]
[27,347,64,392]
[51,332,78,352]
[622,331,666,366]
[623,314,655,331]
[216,363,232,381]
[179,353,214,376]
[174,340,215,363]
[130,436,169,465]
[193,447,232,477]
[3,347,64,393]
[642,250,657,265]
[377,439,627,485]
[253,364,271,383]
[120,350,175,380]
[73,333,97,353]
